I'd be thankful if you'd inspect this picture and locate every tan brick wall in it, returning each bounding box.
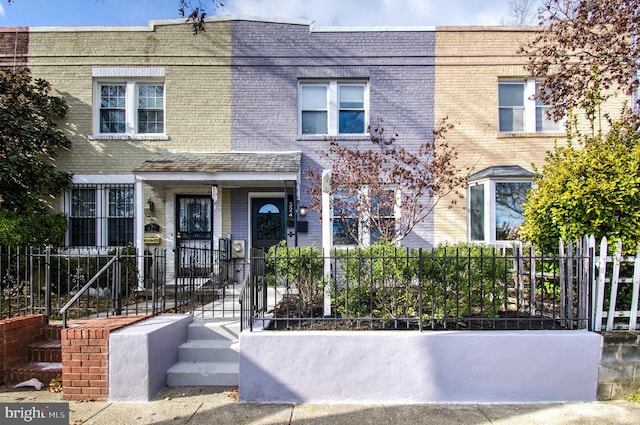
[26,21,232,175]
[61,315,148,401]
[434,27,627,244]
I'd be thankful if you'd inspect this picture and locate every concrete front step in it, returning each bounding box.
[166,319,241,387]
[166,361,239,386]
[6,362,62,388]
[186,319,240,341]
[178,340,239,363]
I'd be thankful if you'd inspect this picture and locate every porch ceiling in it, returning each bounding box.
[134,151,302,186]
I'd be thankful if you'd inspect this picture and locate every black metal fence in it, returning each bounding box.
[248,241,593,331]
[0,246,167,322]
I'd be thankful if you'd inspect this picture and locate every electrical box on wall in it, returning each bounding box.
[231,240,246,259]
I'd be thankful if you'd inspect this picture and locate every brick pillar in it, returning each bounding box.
[61,316,148,401]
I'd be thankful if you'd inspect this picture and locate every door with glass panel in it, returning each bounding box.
[176,195,212,276]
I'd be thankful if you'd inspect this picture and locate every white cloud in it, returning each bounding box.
[0,4,5,19]
[218,0,512,27]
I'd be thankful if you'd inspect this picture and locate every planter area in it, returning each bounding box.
[239,329,602,403]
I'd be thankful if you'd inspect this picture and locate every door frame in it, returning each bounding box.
[248,192,285,250]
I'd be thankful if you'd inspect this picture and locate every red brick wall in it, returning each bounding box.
[0,315,47,384]
[61,316,148,401]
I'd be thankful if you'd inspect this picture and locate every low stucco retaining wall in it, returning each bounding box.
[109,314,192,401]
[239,330,602,403]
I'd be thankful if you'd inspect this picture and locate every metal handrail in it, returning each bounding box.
[61,251,119,328]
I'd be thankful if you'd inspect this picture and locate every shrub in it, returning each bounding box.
[266,241,324,314]
[335,242,509,322]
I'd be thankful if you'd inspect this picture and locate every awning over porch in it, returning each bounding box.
[133,151,302,187]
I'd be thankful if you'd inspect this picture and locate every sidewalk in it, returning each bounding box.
[2,385,640,425]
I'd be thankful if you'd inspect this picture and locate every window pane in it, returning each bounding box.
[333,218,358,245]
[495,182,531,240]
[138,84,164,109]
[108,218,134,246]
[339,111,364,133]
[302,111,327,134]
[100,110,125,133]
[301,85,327,110]
[179,197,211,233]
[101,85,125,108]
[70,188,96,247]
[499,83,524,107]
[470,184,485,241]
[108,188,134,218]
[138,110,165,133]
[536,107,560,132]
[339,85,364,109]
[499,108,524,132]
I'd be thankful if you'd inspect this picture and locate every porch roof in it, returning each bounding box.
[133,151,302,188]
[134,151,302,174]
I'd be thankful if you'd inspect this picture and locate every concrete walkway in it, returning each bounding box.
[1,385,640,425]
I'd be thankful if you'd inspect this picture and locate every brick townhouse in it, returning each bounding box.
[2,16,610,280]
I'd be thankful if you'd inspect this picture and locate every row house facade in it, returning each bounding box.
[2,17,595,279]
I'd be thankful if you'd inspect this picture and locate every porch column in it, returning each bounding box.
[135,179,145,289]
[321,169,332,316]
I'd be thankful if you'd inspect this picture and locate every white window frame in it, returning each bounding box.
[66,182,135,248]
[331,186,400,247]
[298,80,369,136]
[498,79,562,134]
[468,178,532,245]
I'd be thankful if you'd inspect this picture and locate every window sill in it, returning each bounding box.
[497,132,564,139]
[89,134,170,141]
[296,134,369,142]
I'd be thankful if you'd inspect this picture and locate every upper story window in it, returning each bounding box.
[299,81,368,136]
[499,79,562,133]
[92,67,166,140]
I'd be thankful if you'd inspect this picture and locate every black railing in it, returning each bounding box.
[249,242,593,331]
[171,245,237,318]
[241,248,267,331]
[0,246,166,322]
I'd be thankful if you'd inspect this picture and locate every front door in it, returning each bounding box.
[176,195,212,276]
[251,198,285,251]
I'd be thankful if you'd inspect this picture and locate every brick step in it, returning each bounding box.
[26,339,62,363]
[6,362,62,388]
[45,324,63,341]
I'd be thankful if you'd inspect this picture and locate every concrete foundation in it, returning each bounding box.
[239,330,603,403]
[109,314,193,401]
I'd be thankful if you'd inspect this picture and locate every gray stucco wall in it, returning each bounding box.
[230,20,436,247]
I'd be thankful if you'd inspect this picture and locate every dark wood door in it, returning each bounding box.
[251,198,285,250]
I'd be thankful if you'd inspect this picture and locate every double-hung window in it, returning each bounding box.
[332,187,397,247]
[498,79,562,133]
[92,67,166,138]
[299,81,368,136]
[68,184,134,247]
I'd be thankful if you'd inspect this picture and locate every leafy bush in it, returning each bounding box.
[335,242,509,322]
[0,209,67,247]
[267,241,324,314]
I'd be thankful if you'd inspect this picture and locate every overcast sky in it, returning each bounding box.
[0,0,533,28]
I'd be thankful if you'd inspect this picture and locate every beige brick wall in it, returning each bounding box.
[26,21,232,175]
[434,26,627,245]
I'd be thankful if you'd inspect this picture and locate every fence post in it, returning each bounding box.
[630,247,640,331]
[593,237,608,331]
[45,246,51,318]
[114,248,122,316]
[605,241,623,331]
